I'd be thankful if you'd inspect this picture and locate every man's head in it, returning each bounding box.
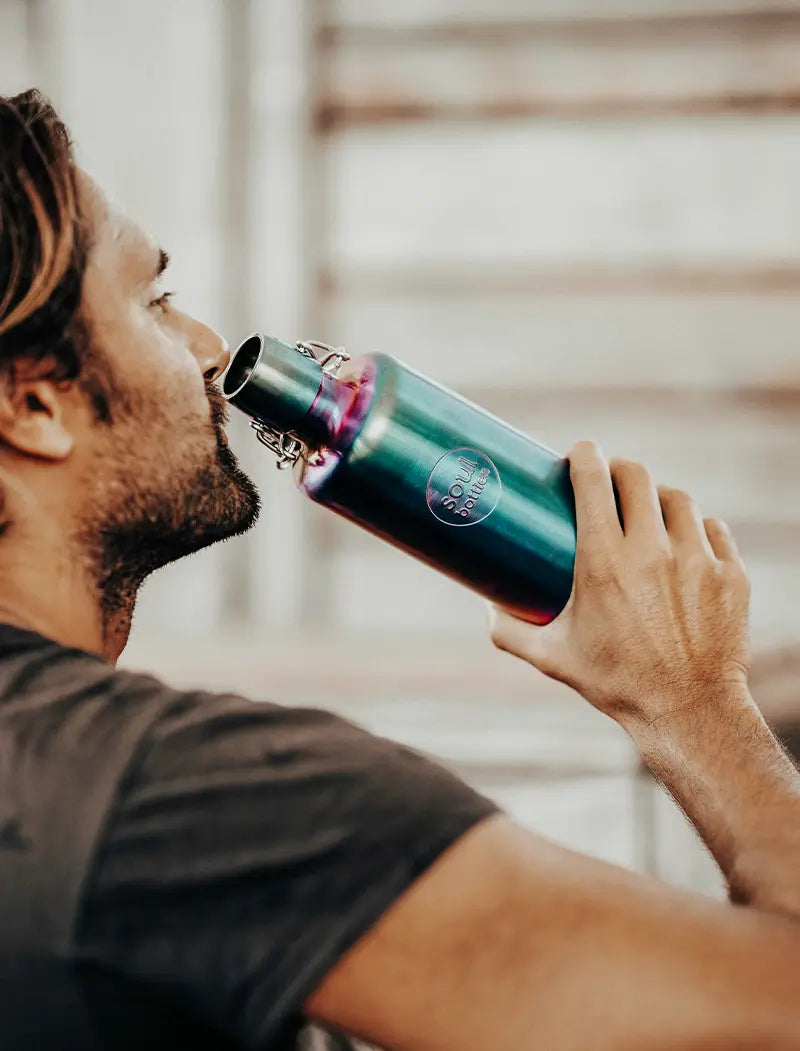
[0,90,260,625]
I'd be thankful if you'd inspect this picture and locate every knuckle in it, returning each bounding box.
[687,552,715,579]
[641,546,674,575]
[582,556,618,589]
[709,560,748,602]
[579,518,614,549]
[729,563,752,596]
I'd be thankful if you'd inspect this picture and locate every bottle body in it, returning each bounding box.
[294,353,576,624]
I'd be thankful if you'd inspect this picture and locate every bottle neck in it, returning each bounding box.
[223,335,334,445]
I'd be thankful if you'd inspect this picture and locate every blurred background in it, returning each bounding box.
[4,0,800,897]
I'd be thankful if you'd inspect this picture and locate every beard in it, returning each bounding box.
[78,379,261,623]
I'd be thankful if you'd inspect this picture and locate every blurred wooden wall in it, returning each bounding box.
[313,0,800,653]
[4,0,800,656]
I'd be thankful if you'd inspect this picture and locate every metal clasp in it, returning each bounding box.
[252,339,350,470]
[296,340,350,375]
[250,420,306,469]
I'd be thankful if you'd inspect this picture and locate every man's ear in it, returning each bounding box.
[0,373,74,461]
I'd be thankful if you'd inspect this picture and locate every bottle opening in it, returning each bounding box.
[222,334,263,400]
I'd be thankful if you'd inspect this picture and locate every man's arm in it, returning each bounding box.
[301,440,800,1049]
[489,441,800,918]
[307,814,800,1050]
[632,683,800,916]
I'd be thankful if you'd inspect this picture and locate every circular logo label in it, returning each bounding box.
[426,447,501,527]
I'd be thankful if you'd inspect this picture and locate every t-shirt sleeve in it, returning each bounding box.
[74,688,500,1048]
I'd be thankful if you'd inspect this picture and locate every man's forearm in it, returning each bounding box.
[624,685,800,917]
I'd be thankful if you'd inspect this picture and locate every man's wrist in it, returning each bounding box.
[616,680,756,761]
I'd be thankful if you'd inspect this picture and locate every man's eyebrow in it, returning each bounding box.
[156,249,170,277]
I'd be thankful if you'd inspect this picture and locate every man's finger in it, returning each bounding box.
[659,486,714,557]
[567,441,622,545]
[610,458,667,541]
[704,518,742,565]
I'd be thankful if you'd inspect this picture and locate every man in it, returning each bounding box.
[0,88,798,1050]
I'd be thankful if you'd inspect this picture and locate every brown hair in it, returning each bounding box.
[0,89,86,382]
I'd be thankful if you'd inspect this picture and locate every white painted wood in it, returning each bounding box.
[321,291,800,393]
[322,117,800,271]
[330,694,636,775]
[649,780,727,896]
[245,0,318,628]
[0,0,32,93]
[21,0,73,111]
[483,395,800,522]
[326,0,800,30]
[32,0,227,328]
[328,537,486,635]
[472,775,639,868]
[323,22,800,114]
[324,532,800,651]
[742,555,800,651]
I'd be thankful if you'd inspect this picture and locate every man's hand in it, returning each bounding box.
[490,440,800,920]
[489,440,752,732]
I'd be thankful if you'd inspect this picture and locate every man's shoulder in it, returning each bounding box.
[0,622,377,805]
[0,625,215,841]
[0,625,182,752]
[0,623,250,732]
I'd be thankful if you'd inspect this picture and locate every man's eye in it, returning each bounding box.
[150,291,175,315]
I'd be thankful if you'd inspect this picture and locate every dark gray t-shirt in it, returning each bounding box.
[0,625,498,1049]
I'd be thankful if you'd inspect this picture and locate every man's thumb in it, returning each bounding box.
[486,603,559,676]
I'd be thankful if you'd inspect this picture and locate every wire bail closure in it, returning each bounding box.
[249,340,349,470]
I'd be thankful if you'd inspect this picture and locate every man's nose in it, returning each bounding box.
[187,317,230,382]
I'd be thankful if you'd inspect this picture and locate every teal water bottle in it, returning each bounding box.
[223,334,576,624]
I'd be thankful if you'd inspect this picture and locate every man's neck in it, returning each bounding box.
[0,540,134,663]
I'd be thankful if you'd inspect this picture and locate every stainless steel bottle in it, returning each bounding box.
[223,334,576,624]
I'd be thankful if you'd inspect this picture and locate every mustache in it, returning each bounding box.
[206,383,230,432]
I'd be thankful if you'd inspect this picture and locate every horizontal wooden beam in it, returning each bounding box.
[451,384,800,413]
[320,289,800,394]
[318,7,800,127]
[319,8,800,45]
[123,627,800,725]
[317,94,800,131]
[321,264,800,297]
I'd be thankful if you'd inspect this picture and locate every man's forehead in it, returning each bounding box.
[77,168,159,267]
